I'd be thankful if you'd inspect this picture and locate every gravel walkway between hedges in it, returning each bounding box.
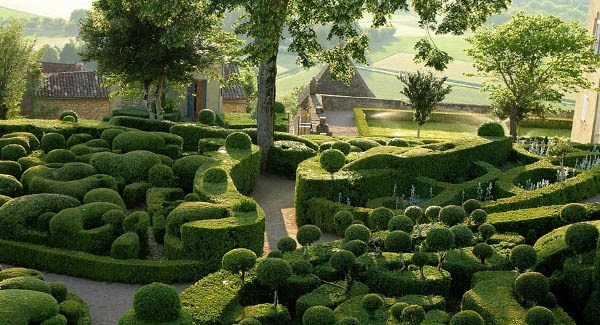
[251,174,340,252]
[1,174,339,324]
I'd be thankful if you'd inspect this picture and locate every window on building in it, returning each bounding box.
[582,94,589,122]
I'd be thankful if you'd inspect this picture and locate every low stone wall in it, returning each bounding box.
[31,98,110,120]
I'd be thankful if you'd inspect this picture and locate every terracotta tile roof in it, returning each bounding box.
[39,71,109,99]
[40,62,85,74]
[221,64,247,101]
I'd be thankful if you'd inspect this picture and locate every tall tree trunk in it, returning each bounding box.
[257,51,278,169]
[509,105,518,141]
[417,124,421,140]
[154,76,166,121]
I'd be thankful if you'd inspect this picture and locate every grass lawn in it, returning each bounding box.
[360,109,572,140]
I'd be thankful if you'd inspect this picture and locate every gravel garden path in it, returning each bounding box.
[322,109,359,136]
[2,174,339,324]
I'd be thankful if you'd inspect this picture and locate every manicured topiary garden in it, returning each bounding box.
[0,116,599,324]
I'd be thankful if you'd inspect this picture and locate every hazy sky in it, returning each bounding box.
[0,0,93,19]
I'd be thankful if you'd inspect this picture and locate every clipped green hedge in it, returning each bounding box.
[90,150,162,185]
[109,116,176,133]
[267,140,317,178]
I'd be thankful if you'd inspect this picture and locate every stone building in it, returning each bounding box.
[30,71,110,120]
[571,0,600,143]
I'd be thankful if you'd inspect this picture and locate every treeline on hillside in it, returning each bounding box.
[1,9,87,37]
[489,0,588,24]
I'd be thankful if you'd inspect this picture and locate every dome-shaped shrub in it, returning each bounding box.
[330,250,356,274]
[477,122,505,137]
[1,144,27,161]
[256,258,292,297]
[297,225,321,248]
[267,250,283,258]
[62,115,76,122]
[404,205,424,224]
[510,244,537,272]
[59,110,78,122]
[565,222,598,256]
[290,259,312,275]
[388,138,410,147]
[411,251,430,277]
[198,109,215,125]
[334,210,354,236]
[473,243,494,265]
[462,199,481,215]
[560,203,587,223]
[226,132,252,151]
[277,236,297,253]
[100,129,126,148]
[425,205,442,222]
[45,149,76,163]
[540,292,557,308]
[402,304,426,325]
[426,227,455,252]
[239,318,261,325]
[369,207,394,231]
[133,282,182,321]
[344,239,369,256]
[384,230,412,253]
[338,317,361,325]
[515,272,550,304]
[148,164,176,187]
[362,294,384,318]
[439,205,467,227]
[302,306,336,325]
[478,223,496,243]
[450,224,474,249]
[331,141,351,155]
[222,248,257,282]
[184,193,200,201]
[388,215,414,233]
[525,306,555,325]
[470,209,488,226]
[319,149,346,174]
[345,224,371,242]
[203,167,228,184]
[450,310,484,325]
[390,302,409,321]
[83,188,125,209]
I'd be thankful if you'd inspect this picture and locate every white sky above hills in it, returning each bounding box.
[0,0,93,19]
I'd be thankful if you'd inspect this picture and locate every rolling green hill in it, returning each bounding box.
[0,6,40,20]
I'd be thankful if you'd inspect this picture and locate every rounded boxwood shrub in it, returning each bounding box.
[345,224,371,242]
[256,258,293,294]
[148,164,176,187]
[344,239,369,256]
[347,138,380,151]
[198,138,224,154]
[1,144,27,161]
[450,224,474,249]
[330,250,356,274]
[203,167,228,184]
[462,199,481,215]
[297,225,321,248]
[319,149,346,174]
[222,248,257,282]
[388,138,410,147]
[59,110,78,122]
[331,141,351,155]
[62,115,76,122]
[184,193,200,202]
[402,304,426,325]
[267,250,283,258]
[411,251,430,276]
[100,129,126,148]
[274,101,286,113]
[439,205,467,227]
[302,306,336,325]
[510,244,537,272]
[388,215,414,233]
[66,133,93,149]
[515,272,550,304]
[560,203,587,223]
[45,149,77,163]
[290,259,312,275]
[450,310,484,325]
[525,306,555,325]
[277,237,297,253]
[390,302,409,321]
[478,223,496,243]
[362,294,384,318]
[369,207,394,231]
[198,109,215,125]
[470,209,488,226]
[225,132,252,151]
[86,139,110,148]
[472,243,494,265]
[540,292,557,308]
[83,188,125,209]
[239,318,261,325]
[404,205,424,224]
[112,131,165,154]
[59,299,84,324]
[111,231,140,259]
[565,222,599,256]
[0,174,23,197]
[334,210,354,236]
[41,133,66,153]
[477,122,505,137]
[234,197,258,213]
[133,282,182,321]
[0,160,21,177]
[425,205,442,222]
[384,230,412,253]
[338,317,361,325]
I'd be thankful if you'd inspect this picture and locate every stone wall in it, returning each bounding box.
[222,100,247,114]
[31,98,110,120]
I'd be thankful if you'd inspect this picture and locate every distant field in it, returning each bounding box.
[29,36,71,49]
[0,6,39,19]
